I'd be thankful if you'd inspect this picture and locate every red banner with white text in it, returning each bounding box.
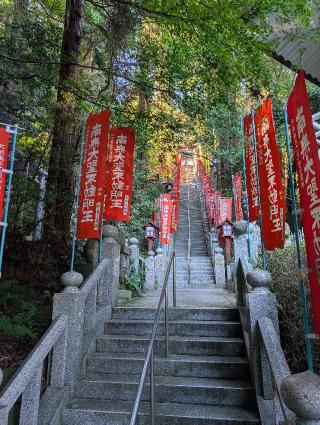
[287,70,320,333]
[254,99,286,250]
[104,127,135,222]
[219,197,232,224]
[244,114,259,222]
[0,128,10,221]
[77,110,110,239]
[198,159,216,225]
[233,173,243,221]
[160,194,173,245]
[171,164,181,233]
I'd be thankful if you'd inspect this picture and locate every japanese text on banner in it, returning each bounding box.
[77,110,110,239]
[104,127,135,222]
[287,70,320,333]
[233,173,243,221]
[160,194,173,245]
[244,114,259,222]
[171,164,181,233]
[0,128,10,221]
[254,99,285,250]
[219,198,232,224]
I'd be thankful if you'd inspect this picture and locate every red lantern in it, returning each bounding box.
[142,220,159,252]
[217,218,233,262]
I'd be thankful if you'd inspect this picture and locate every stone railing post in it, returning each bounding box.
[281,371,320,425]
[120,244,131,280]
[250,222,261,262]
[211,233,219,260]
[233,220,249,265]
[246,269,279,399]
[284,222,292,248]
[84,239,99,271]
[52,270,84,395]
[129,237,139,273]
[145,251,155,288]
[102,224,120,306]
[214,247,226,287]
[154,247,165,287]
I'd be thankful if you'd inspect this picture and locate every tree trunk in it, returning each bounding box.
[44,0,84,250]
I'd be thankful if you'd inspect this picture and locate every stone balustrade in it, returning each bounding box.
[235,257,320,425]
[0,224,122,425]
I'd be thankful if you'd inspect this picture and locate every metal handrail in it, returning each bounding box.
[187,185,191,285]
[129,251,177,425]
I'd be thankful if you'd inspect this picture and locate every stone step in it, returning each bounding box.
[174,266,213,271]
[86,352,250,379]
[62,399,261,425]
[173,272,214,276]
[104,320,242,337]
[174,283,215,289]
[96,334,245,356]
[75,374,255,407]
[112,307,239,321]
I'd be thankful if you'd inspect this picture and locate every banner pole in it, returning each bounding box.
[251,111,266,270]
[99,195,107,262]
[70,118,86,272]
[240,118,252,260]
[0,125,18,278]
[231,174,236,222]
[284,106,314,372]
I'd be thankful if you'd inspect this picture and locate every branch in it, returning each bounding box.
[0,52,177,94]
[87,0,187,21]
[36,0,64,23]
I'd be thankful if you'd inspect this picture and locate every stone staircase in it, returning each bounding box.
[62,306,260,424]
[174,183,215,287]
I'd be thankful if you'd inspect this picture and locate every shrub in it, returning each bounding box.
[120,257,146,296]
[264,244,320,373]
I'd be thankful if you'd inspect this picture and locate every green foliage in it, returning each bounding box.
[265,245,320,373]
[0,311,37,340]
[0,280,51,341]
[121,258,146,296]
[122,158,162,239]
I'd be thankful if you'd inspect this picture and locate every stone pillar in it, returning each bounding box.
[284,222,292,248]
[155,247,165,287]
[233,220,249,266]
[120,245,131,279]
[84,239,99,270]
[211,233,219,257]
[226,263,233,290]
[102,225,120,306]
[246,269,279,398]
[145,251,155,289]
[129,237,139,273]
[52,270,84,395]
[214,247,226,288]
[250,222,261,262]
[281,371,320,425]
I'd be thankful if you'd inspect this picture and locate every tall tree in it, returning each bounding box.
[44,0,84,248]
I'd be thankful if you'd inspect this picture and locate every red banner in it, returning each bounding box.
[233,173,243,221]
[171,164,181,233]
[254,99,286,250]
[77,110,110,239]
[244,114,259,222]
[104,127,135,222]
[160,194,173,245]
[198,159,216,225]
[0,129,10,221]
[287,70,320,333]
[219,197,232,224]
